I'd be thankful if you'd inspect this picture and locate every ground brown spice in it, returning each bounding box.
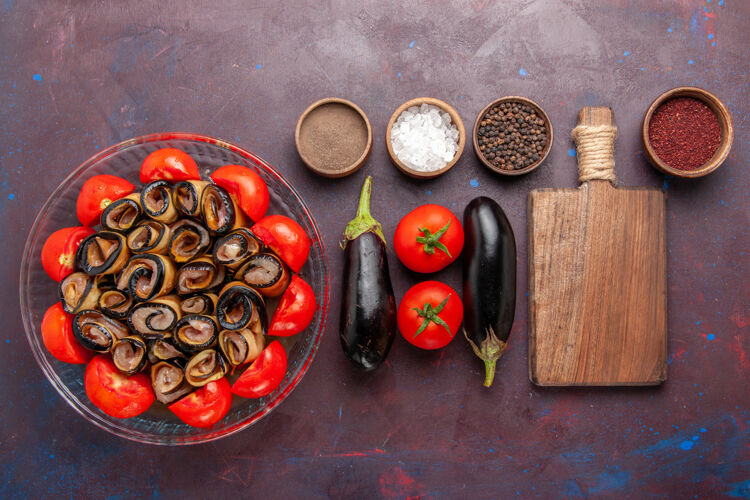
[298,103,369,172]
[648,97,721,171]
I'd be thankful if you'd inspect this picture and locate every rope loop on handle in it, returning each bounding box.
[571,124,618,183]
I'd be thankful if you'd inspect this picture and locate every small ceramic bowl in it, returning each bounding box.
[473,96,553,176]
[642,87,733,179]
[295,98,373,178]
[386,97,465,179]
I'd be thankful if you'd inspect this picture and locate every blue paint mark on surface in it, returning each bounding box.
[426,190,432,195]
[667,27,673,33]
[4,339,9,344]
[8,193,14,200]
[588,472,631,495]
[707,333,715,341]
[409,40,415,48]
[708,33,714,39]
[568,148,576,157]
[32,73,41,82]
[726,479,749,498]
[688,59,695,65]
[641,67,646,71]
[256,63,262,69]
[690,12,698,33]
[718,0,724,5]
[2,0,12,13]
[712,41,716,46]
[680,440,694,450]
[618,59,623,63]
[700,427,707,433]
[489,448,493,452]
[397,72,401,77]
[469,179,479,188]
[623,50,630,56]
[519,68,527,76]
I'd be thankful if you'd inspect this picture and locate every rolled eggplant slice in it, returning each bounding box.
[141,180,178,224]
[236,253,291,298]
[72,309,129,352]
[176,257,225,295]
[168,219,211,264]
[213,228,263,270]
[151,360,194,404]
[184,349,228,387]
[218,328,265,367]
[215,281,268,332]
[116,254,177,302]
[75,231,130,276]
[100,193,142,233]
[180,293,218,316]
[200,184,248,235]
[97,289,133,320]
[173,180,208,219]
[59,272,101,314]
[111,335,148,375]
[173,315,219,353]
[148,338,186,363]
[127,295,182,340]
[127,220,170,255]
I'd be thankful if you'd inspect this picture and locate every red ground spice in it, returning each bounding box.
[648,96,721,171]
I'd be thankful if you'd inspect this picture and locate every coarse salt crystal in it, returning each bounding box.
[390,104,459,172]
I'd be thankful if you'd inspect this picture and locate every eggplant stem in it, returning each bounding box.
[463,327,507,388]
[343,176,386,246]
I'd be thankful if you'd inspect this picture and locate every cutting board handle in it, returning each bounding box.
[572,107,618,184]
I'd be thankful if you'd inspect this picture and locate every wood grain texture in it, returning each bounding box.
[528,107,667,386]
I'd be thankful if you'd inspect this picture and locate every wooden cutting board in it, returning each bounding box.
[528,107,667,386]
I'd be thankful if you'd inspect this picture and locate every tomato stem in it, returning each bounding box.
[416,221,452,257]
[343,176,386,246]
[412,294,451,338]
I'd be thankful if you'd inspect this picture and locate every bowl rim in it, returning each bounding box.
[294,97,373,178]
[641,86,734,179]
[19,132,330,445]
[472,96,553,176]
[385,97,466,180]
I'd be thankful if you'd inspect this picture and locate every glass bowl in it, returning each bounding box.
[19,133,329,445]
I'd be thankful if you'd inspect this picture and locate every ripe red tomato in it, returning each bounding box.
[84,355,154,418]
[397,281,463,350]
[40,226,95,281]
[231,341,287,398]
[140,148,200,183]
[394,204,464,273]
[76,175,135,226]
[210,165,269,222]
[168,378,232,428]
[268,275,316,337]
[252,215,310,273]
[41,303,93,364]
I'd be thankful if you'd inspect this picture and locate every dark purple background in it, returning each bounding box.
[1,1,748,498]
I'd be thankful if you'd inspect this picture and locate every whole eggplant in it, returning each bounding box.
[462,197,516,387]
[339,176,397,371]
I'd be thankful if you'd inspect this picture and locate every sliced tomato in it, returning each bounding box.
[76,175,135,226]
[140,148,200,183]
[41,303,93,364]
[84,355,154,418]
[268,276,316,337]
[168,378,232,428]
[251,215,310,273]
[210,165,269,222]
[231,341,287,399]
[40,226,95,281]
